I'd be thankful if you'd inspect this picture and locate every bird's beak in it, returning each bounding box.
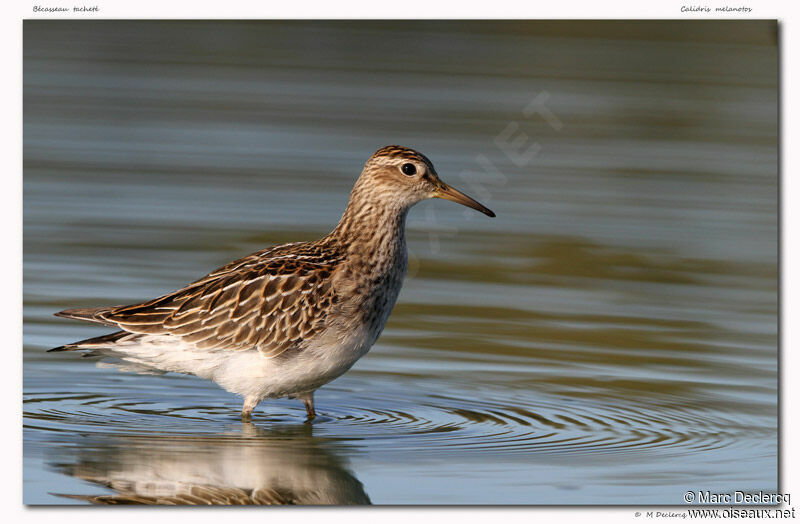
[432,180,496,217]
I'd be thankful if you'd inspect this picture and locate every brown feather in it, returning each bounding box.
[55,241,346,358]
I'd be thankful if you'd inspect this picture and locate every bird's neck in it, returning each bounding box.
[326,184,411,333]
[327,188,410,271]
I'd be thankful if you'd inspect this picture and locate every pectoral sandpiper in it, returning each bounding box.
[50,146,495,420]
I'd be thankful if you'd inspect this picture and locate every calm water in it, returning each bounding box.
[23,21,778,504]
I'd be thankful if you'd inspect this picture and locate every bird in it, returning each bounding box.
[49,145,495,421]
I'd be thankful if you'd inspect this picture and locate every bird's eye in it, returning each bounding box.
[401,163,417,176]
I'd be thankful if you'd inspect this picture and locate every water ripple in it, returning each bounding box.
[23,377,773,460]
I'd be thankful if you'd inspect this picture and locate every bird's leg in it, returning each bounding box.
[298,392,316,420]
[241,397,259,421]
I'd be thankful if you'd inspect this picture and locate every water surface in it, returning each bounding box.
[23,20,778,504]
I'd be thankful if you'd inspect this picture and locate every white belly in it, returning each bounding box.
[210,324,374,401]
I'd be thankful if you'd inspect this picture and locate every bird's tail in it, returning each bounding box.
[48,330,171,375]
[48,331,132,352]
[54,307,116,326]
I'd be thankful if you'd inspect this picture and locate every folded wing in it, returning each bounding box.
[55,244,341,358]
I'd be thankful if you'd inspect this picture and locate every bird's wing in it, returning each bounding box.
[55,243,343,358]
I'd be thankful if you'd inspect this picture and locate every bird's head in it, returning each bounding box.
[356,145,495,217]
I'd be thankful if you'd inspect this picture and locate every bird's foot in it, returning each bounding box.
[298,392,316,421]
[241,397,259,421]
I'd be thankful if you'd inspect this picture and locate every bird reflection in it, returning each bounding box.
[50,422,371,505]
